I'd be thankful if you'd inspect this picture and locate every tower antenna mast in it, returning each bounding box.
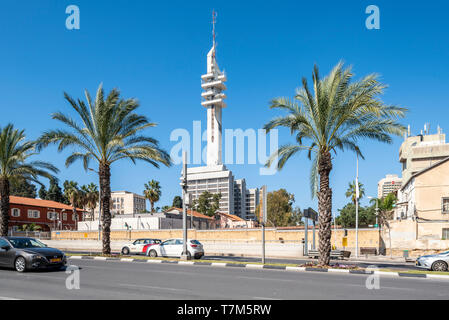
[212,9,217,47]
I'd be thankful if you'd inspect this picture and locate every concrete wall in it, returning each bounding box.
[382,220,449,257]
[51,228,381,256]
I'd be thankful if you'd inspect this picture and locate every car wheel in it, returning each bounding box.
[15,256,27,273]
[431,260,448,272]
[121,247,130,255]
[187,251,192,259]
[149,250,157,258]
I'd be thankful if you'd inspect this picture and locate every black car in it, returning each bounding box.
[0,237,67,272]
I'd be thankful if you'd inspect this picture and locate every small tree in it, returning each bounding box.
[345,180,365,205]
[192,191,221,217]
[172,196,183,208]
[144,180,162,213]
[372,193,397,257]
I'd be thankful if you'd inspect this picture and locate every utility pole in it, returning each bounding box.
[261,185,267,264]
[180,152,190,260]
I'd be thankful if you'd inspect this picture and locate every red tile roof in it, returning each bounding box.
[166,207,214,220]
[216,211,246,222]
[9,196,83,211]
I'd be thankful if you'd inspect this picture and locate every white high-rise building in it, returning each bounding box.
[184,12,261,220]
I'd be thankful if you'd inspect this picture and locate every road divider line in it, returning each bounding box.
[179,261,195,265]
[286,267,306,272]
[374,271,398,276]
[120,258,134,262]
[246,264,264,269]
[147,260,162,263]
[94,257,107,261]
[426,274,449,280]
[211,263,227,267]
[328,269,350,273]
[69,256,82,259]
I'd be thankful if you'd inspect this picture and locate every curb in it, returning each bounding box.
[67,255,449,281]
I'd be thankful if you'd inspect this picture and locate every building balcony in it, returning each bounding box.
[201,80,227,91]
[201,99,227,108]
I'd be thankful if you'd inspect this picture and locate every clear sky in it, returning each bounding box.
[1,0,448,215]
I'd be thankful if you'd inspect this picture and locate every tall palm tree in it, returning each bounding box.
[345,180,365,205]
[64,181,81,225]
[143,180,162,213]
[264,62,407,265]
[0,124,58,236]
[37,84,171,254]
[82,183,99,221]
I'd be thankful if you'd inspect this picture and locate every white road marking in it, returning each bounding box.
[211,263,227,267]
[94,257,107,261]
[246,264,264,269]
[286,266,306,272]
[0,296,21,300]
[120,258,134,262]
[147,260,162,263]
[328,269,350,273]
[68,256,82,259]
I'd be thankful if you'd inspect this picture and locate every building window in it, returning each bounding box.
[63,213,67,221]
[28,210,40,219]
[442,198,449,214]
[443,228,449,240]
[11,208,20,217]
[47,212,59,220]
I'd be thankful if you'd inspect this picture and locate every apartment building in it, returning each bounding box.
[377,174,402,198]
[399,126,449,183]
[94,191,146,219]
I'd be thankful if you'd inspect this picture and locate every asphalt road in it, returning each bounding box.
[65,251,420,271]
[0,258,447,300]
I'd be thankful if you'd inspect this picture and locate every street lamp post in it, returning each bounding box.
[180,152,190,260]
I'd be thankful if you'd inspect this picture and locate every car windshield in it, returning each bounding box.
[439,250,449,255]
[190,240,201,245]
[9,238,47,249]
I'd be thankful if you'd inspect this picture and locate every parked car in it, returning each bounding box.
[416,250,449,271]
[0,237,67,272]
[142,239,162,254]
[147,238,204,259]
[121,239,161,255]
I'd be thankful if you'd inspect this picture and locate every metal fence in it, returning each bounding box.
[7,230,51,240]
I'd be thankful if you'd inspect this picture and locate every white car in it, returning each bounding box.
[147,238,204,259]
[121,239,161,255]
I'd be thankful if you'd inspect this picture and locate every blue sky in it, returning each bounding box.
[1,0,448,215]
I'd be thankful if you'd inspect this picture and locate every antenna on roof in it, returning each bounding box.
[212,9,217,47]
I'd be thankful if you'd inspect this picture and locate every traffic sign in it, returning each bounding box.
[304,207,318,221]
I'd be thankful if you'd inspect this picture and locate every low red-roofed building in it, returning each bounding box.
[214,211,258,229]
[5,196,84,232]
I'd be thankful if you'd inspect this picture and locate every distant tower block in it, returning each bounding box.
[201,10,227,166]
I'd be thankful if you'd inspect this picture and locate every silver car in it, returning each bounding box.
[416,250,449,271]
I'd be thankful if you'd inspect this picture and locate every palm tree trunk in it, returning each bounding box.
[318,151,333,266]
[72,207,77,230]
[0,178,10,236]
[150,201,154,213]
[100,163,111,255]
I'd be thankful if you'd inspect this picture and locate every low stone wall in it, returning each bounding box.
[50,228,381,257]
[42,239,305,258]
